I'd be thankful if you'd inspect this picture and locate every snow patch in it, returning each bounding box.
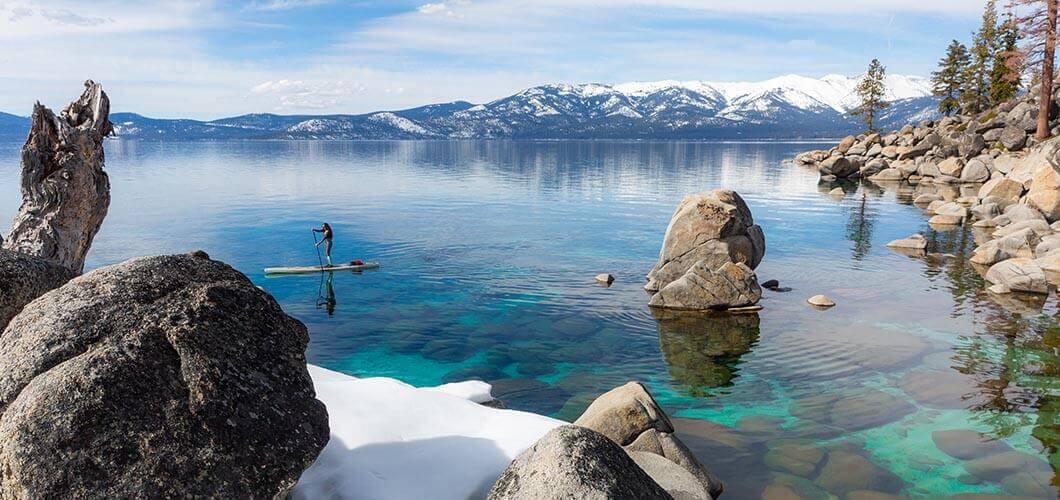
[368,112,430,135]
[293,365,563,500]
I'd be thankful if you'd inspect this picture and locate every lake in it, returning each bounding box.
[1,140,1057,498]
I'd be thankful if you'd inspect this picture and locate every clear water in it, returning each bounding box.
[1,140,1057,498]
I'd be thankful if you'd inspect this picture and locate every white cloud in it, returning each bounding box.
[0,0,990,119]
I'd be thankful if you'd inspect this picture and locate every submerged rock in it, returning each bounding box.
[885,234,927,250]
[487,425,671,500]
[0,252,329,498]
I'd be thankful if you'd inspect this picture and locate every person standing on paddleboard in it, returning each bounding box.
[313,223,334,267]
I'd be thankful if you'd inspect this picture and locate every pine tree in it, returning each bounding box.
[963,0,1000,114]
[990,14,1022,104]
[1009,0,1058,139]
[852,59,890,132]
[933,40,971,116]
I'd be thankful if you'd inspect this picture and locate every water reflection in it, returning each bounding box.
[653,309,760,397]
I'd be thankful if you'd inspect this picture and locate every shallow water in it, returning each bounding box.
[1,140,1058,498]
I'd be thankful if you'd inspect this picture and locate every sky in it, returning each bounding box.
[0,0,989,119]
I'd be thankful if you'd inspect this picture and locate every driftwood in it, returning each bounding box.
[3,80,112,273]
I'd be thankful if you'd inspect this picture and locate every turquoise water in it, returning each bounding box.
[1,140,1057,498]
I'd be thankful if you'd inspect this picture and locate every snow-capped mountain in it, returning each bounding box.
[0,75,938,140]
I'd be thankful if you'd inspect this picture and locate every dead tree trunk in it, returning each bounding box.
[3,80,113,274]
[1039,0,1058,140]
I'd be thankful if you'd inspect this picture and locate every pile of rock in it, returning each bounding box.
[645,190,765,311]
[799,84,1060,297]
[796,85,1059,186]
[489,382,722,500]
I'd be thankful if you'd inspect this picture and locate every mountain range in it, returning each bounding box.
[0,74,939,141]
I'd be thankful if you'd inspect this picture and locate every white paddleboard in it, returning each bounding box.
[264,262,380,275]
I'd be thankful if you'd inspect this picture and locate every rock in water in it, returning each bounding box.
[575,381,723,498]
[487,425,671,500]
[0,252,329,498]
[808,295,836,308]
[0,249,75,330]
[3,81,112,274]
[648,261,762,310]
[646,189,764,311]
[595,273,615,285]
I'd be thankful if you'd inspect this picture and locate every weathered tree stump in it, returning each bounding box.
[3,80,112,273]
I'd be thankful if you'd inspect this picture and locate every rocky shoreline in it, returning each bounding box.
[796,84,1060,301]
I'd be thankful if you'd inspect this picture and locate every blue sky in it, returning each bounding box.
[0,1,987,119]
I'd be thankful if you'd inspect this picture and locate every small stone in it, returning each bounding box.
[807,295,835,308]
[886,234,927,250]
[595,273,615,285]
[761,279,780,289]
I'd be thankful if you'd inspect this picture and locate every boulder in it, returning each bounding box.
[820,157,860,178]
[1000,126,1028,151]
[0,252,329,498]
[960,157,991,183]
[938,158,965,178]
[814,451,903,496]
[978,178,1024,202]
[628,452,710,500]
[958,134,987,159]
[985,258,1049,294]
[929,214,964,226]
[869,168,903,182]
[913,193,941,206]
[487,425,671,500]
[992,219,1051,239]
[898,133,939,160]
[837,136,856,154]
[860,158,889,177]
[0,250,76,331]
[1035,233,1060,257]
[648,261,762,310]
[1004,204,1046,223]
[917,161,941,178]
[646,190,764,311]
[1025,160,1060,222]
[577,382,722,498]
[881,146,899,159]
[934,202,968,219]
[970,228,1039,265]
[886,234,927,250]
[931,429,1013,461]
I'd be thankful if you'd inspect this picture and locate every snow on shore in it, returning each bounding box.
[292,365,563,500]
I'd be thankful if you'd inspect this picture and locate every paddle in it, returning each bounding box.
[312,229,325,269]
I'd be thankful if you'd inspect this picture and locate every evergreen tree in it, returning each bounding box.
[963,0,1000,114]
[1010,0,1058,139]
[852,59,890,132]
[990,14,1022,104]
[933,40,971,116]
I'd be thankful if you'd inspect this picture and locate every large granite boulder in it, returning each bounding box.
[646,190,764,311]
[575,382,722,498]
[0,249,75,331]
[985,258,1049,294]
[1024,141,1060,221]
[487,425,672,500]
[819,156,860,178]
[0,252,329,498]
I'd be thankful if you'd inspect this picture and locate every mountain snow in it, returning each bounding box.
[1,74,937,140]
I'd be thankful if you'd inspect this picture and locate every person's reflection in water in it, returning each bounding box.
[317,272,337,316]
[652,308,760,397]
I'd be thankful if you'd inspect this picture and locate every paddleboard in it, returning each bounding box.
[264,262,380,275]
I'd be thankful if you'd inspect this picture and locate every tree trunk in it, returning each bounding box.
[1039,0,1058,140]
[3,81,113,274]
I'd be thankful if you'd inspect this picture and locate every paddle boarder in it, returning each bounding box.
[313,222,334,267]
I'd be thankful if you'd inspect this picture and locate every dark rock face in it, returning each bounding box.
[487,425,672,500]
[0,249,75,330]
[0,252,328,498]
